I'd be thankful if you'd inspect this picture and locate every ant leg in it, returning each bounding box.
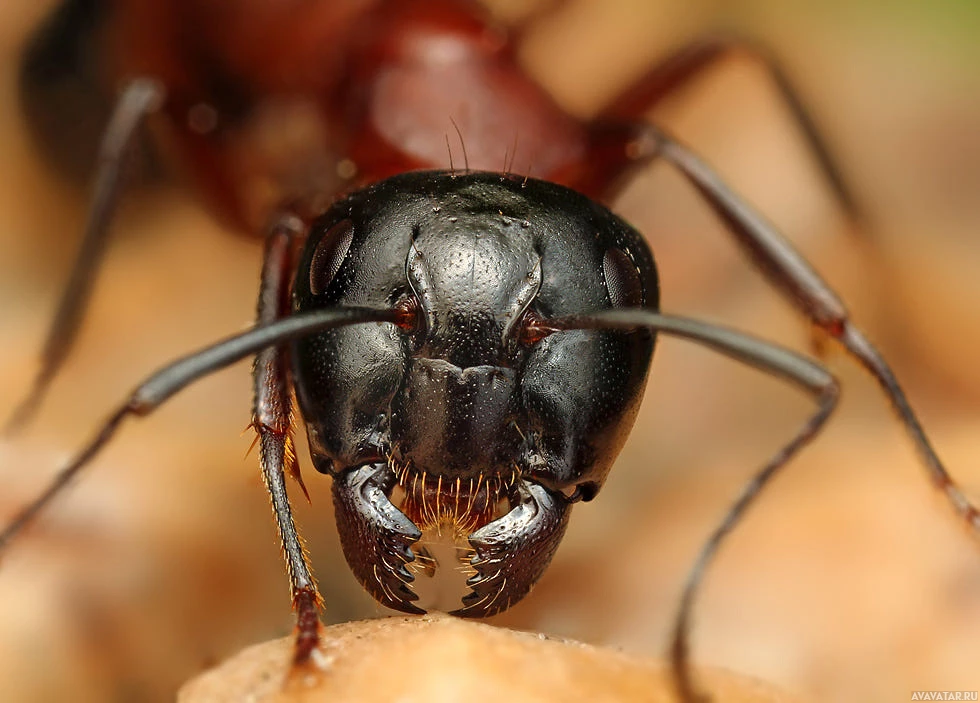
[554,309,839,703]
[0,306,399,554]
[3,79,164,436]
[632,124,980,533]
[585,35,858,220]
[250,215,323,664]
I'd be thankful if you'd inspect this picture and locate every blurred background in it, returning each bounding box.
[0,0,977,701]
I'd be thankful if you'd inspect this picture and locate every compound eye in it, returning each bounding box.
[310,218,354,295]
[603,247,643,308]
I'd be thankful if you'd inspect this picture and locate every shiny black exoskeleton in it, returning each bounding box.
[292,170,658,615]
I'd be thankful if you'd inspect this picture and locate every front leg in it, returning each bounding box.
[633,125,979,539]
[251,214,323,664]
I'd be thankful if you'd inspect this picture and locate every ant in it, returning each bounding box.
[1,0,977,700]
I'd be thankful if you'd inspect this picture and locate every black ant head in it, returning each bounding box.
[292,171,658,615]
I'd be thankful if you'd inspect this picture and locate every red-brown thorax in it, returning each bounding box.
[110,0,589,232]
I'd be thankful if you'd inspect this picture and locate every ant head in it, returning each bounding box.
[291,171,658,614]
